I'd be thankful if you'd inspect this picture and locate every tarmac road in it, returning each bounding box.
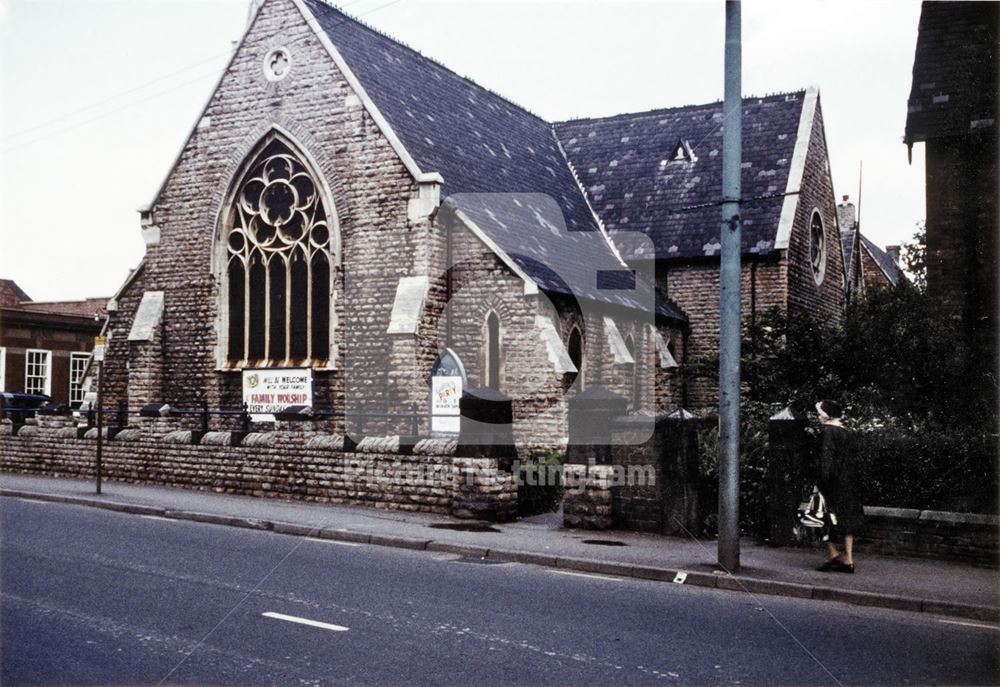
[2,496,997,686]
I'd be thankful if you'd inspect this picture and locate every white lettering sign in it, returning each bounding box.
[242,368,313,421]
[431,375,462,433]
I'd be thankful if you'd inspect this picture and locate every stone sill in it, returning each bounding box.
[864,506,999,527]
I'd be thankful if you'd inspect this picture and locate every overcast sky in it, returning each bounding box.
[0,0,924,302]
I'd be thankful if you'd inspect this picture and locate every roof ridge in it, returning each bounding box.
[308,0,548,124]
[554,89,809,126]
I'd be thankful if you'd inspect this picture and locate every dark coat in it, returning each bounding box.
[817,424,866,535]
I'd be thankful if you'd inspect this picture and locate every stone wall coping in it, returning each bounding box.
[305,435,346,451]
[865,505,999,527]
[919,510,999,527]
[199,431,232,447]
[114,429,143,442]
[241,432,276,448]
[162,430,195,444]
[356,436,401,454]
[413,438,457,456]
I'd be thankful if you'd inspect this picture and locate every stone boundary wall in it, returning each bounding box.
[0,421,516,521]
[858,506,999,567]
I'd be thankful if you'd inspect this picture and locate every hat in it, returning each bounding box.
[816,400,843,419]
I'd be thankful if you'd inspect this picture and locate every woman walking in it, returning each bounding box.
[814,400,865,573]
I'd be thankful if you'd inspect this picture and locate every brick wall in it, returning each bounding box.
[0,321,100,405]
[923,135,998,384]
[859,248,894,291]
[657,258,787,410]
[858,507,998,567]
[785,99,846,322]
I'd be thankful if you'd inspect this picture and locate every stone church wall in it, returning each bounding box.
[111,0,421,422]
[0,421,516,519]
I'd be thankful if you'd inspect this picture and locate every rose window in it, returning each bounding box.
[225,139,332,366]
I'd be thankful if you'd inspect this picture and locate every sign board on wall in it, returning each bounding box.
[431,375,462,433]
[243,368,313,421]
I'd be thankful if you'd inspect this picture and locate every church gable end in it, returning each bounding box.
[120,0,424,411]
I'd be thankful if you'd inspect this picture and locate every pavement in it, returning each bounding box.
[2,473,998,622]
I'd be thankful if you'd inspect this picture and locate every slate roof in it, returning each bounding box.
[859,235,902,287]
[16,297,107,318]
[905,1,998,143]
[302,0,685,322]
[554,93,806,261]
[840,231,856,283]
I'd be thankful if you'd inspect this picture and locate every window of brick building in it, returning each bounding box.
[810,209,827,285]
[567,326,584,389]
[485,311,501,389]
[25,349,51,396]
[625,334,639,410]
[69,352,89,407]
[224,139,333,367]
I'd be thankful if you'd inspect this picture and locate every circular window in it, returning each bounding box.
[263,48,291,82]
[809,210,826,285]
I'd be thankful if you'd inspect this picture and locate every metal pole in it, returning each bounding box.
[718,0,742,572]
[95,359,103,495]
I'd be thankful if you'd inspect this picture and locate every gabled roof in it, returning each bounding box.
[554,92,807,261]
[0,279,31,305]
[840,230,857,284]
[905,1,998,143]
[300,0,685,321]
[859,235,902,287]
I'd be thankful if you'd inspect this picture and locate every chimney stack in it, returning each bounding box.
[837,194,857,232]
[886,245,901,264]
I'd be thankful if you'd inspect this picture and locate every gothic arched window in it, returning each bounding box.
[567,326,584,389]
[485,311,501,389]
[225,139,333,366]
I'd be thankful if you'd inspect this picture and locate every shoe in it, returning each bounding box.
[816,557,840,572]
[832,562,855,574]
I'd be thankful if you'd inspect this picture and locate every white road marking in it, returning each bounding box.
[550,570,619,581]
[262,612,349,632]
[305,537,361,547]
[939,619,1000,631]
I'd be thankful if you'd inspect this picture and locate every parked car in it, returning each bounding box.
[0,392,53,423]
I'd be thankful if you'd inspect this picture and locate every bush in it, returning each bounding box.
[856,428,998,514]
[517,451,564,517]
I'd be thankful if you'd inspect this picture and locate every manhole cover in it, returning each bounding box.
[429,522,501,533]
[582,539,627,547]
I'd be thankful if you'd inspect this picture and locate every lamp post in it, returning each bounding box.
[718,0,742,573]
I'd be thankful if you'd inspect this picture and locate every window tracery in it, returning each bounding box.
[225,139,332,366]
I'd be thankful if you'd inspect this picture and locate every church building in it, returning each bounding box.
[97,0,846,448]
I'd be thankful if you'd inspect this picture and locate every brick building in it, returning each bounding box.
[557,89,847,405]
[904,1,998,404]
[836,196,903,303]
[100,0,846,447]
[0,280,105,407]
